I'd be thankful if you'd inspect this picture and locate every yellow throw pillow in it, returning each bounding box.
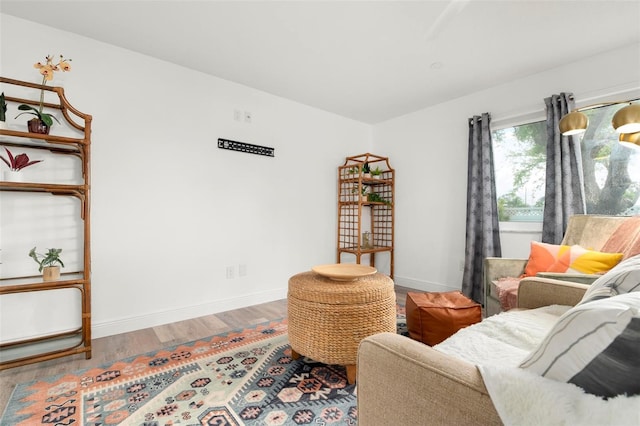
[522,241,572,277]
[546,245,623,274]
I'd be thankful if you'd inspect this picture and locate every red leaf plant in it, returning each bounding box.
[0,147,43,171]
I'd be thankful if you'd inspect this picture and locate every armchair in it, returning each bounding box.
[484,214,635,316]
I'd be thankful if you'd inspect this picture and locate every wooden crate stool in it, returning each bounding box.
[287,270,396,384]
[406,291,481,346]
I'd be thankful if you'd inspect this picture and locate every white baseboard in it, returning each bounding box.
[93,278,460,339]
[92,287,288,339]
[393,275,461,294]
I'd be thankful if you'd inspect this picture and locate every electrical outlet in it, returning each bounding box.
[234,109,242,121]
[239,264,247,277]
[226,266,235,279]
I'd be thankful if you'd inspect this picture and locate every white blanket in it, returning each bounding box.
[435,306,640,426]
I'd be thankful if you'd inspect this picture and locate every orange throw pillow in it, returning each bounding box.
[522,241,571,277]
[547,245,623,274]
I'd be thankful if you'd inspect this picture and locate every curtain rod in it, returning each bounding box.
[468,113,491,123]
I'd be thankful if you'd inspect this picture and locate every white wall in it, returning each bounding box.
[373,43,640,292]
[0,14,371,340]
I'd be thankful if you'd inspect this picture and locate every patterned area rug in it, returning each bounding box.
[3,307,407,426]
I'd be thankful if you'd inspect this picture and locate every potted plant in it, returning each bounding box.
[371,167,383,179]
[15,54,72,134]
[359,184,369,202]
[367,192,392,205]
[0,147,43,182]
[29,247,64,281]
[0,92,7,130]
[362,162,371,178]
[351,183,369,202]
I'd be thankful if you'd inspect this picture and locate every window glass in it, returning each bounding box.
[581,100,640,215]
[493,120,546,222]
[492,100,640,222]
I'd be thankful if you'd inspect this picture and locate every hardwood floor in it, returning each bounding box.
[0,286,414,415]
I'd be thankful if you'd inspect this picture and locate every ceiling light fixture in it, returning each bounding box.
[559,111,589,136]
[612,104,640,134]
[619,131,640,149]
[558,100,640,137]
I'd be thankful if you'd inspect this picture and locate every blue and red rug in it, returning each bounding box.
[3,307,407,425]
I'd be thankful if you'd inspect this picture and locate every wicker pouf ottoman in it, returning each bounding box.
[406,291,481,346]
[287,269,396,384]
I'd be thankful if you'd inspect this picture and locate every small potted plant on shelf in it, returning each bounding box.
[362,162,371,178]
[360,184,368,202]
[371,166,383,179]
[29,247,64,281]
[0,92,7,130]
[15,54,72,134]
[350,183,368,202]
[367,192,392,205]
[0,147,43,182]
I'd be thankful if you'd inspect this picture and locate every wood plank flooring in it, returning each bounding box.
[0,286,414,415]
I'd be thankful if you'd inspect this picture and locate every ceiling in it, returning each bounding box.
[2,1,639,124]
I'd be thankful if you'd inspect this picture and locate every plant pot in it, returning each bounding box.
[3,170,24,182]
[0,121,7,130]
[28,118,50,135]
[42,266,61,281]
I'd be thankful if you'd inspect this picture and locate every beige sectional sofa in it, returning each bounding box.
[357,278,588,426]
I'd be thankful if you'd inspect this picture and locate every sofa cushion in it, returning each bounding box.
[522,241,569,277]
[522,241,621,277]
[520,292,640,398]
[545,244,623,275]
[580,254,640,304]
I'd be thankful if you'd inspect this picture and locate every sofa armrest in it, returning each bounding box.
[517,278,588,309]
[535,271,600,285]
[484,257,528,313]
[484,257,528,282]
[357,333,501,426]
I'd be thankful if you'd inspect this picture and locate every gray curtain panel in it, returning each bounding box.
[462,113,501,304]
[542,93,586,244]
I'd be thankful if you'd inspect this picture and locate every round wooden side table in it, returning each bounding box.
[287,270,396,384]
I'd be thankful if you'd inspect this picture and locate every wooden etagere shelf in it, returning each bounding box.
[0,76,92,370]
[337,153,394,278]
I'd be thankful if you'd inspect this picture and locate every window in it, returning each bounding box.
[493,120,546,222]
[493,100,640,222]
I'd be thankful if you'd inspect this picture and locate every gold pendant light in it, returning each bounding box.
[559,111,589,136]
[612,104,640,134]
[619,131,640,148]
[559,100,640,136]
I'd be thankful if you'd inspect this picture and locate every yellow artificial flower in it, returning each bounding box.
[16,54,74,127]
[39,65,56,81]
[59,60,71,72]
[33,55,70,80]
